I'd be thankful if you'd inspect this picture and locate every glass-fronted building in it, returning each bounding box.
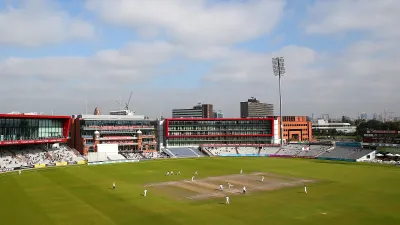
[0,114,71,145]
[163,118,274,147]
[71,114,157,155]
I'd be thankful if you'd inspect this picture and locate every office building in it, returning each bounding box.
[240,97,273,118]
[172,103,214,118]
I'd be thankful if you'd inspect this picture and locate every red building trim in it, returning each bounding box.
[0,114,71,119]
[167,134,273,138]
[0,138,67,146]
[63,117,72,138]
[0,114,72,145]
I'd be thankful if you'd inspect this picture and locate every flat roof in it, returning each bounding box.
[79,114,151,120]
[0,114,71,119]
[165,117,274,121]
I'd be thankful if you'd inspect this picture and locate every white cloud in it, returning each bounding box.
[1,0,400,118]
[86,0,285,45]
[304,0,400,39]
[0,41,177,80]
[0,0,94,46]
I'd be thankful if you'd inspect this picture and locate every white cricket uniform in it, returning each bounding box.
[18,170,21,175]
[228,183,233,189]
[304,186,307,193]
[226,196,230,204]
[220,185,223,191]
[261,176,264,182]
[191,176,195,182]
[144,189,147,196]
[166,172,170,176]
[240,169,243,174]
[177,171,181,175]
[170,171,173,175]
[112,182,116,190]
[243,186,246,194]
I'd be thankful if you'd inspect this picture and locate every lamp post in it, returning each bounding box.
[272,57,285,146]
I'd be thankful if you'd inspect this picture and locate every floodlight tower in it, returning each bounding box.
[272,57,285,146]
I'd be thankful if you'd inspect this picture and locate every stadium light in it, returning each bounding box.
[272,57,285,146]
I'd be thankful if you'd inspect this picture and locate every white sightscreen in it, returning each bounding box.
[97,144,118,154]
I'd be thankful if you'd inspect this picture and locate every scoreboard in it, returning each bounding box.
[363,130,400,146]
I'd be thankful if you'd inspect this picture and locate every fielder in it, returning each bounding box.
[170,171,174,175]
[144,189,147,197]
[228,183,233,189]
[225,196,230,204]
[261,176,264,182]
[194,171,198,176]
[177,171,181,175]
[166,171,170,176]
[242,186,246,194]
[18,170,21,175]
[112,182,116,190]
[219,184,224,191]
[240,169,243,174]
[191,176,195,182]
[304,185,307,194]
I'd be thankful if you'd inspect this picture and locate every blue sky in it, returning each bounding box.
[0,0,399,118]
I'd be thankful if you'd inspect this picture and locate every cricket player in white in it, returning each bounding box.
[144,189,147,196]
[112,182,116,190]
[304,185,307,193]
[261,176,264,182]
[177,171,181,175]
[191,176,195,182]
[240,169,243,174]
[219,184,224,191]
[18,170,21,175]
[228,183,233,189]
[166,172,170,176]
[170,171,174,175]
[226,196,230,204]
[194,171,198,175]
[242,186,246,194]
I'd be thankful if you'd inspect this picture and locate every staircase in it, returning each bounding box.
[235,147,240,154]
[162,148,176,158]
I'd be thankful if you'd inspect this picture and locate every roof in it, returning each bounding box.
[165,117,274,121]
[0,114,71,119]
[78,114,149,120]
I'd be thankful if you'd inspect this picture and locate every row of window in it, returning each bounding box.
[80,131,155,136]
[0,118,64,127]
[283,124,309,127]
[168,126,270,131]
[81,120,155,126]
[169,121,272,125]
[167,137,272,141]
[0,127,63,141]
[168,131,271,135]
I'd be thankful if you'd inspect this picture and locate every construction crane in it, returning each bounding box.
[115,92,133,110]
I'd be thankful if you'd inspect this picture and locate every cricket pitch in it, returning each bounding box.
[145,172,316,200]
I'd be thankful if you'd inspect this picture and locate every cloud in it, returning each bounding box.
[86,0,285,45]
[0,41,177,81]
[0,0,94,46]
[304,0,400,39]
[1,0,400,119]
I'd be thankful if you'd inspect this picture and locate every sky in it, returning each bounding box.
[0,0,399,119]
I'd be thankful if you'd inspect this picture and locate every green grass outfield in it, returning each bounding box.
[0,157,399,225]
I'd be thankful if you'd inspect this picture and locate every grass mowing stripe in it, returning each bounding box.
[0,173,55,225]
[40,168,180,225]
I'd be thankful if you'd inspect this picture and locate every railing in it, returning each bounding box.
[83,126,154,130]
